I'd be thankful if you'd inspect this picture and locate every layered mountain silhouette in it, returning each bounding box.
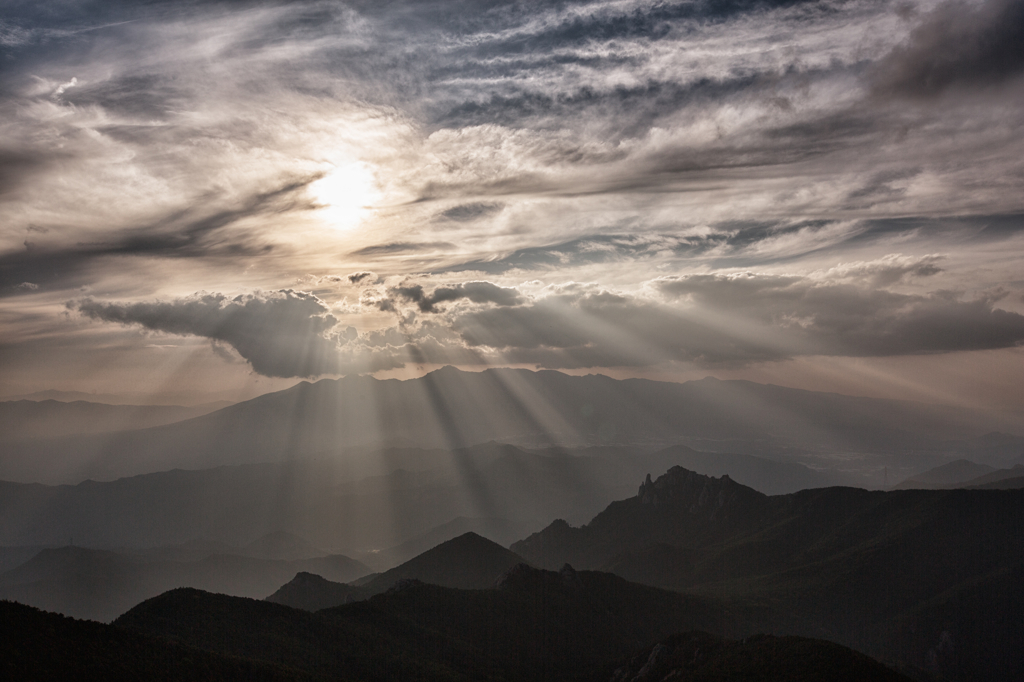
[0,443,842,551]
[0,398,227,442]
[892,458,996,489]
[513,466,1024,680]
[357,516,542,571]
[0,543,369,622]
[111,563,914,682]
[3,367,1017,484]
[895,460,1024,490]
[268,532,528,610]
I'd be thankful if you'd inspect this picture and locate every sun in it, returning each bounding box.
[309,161,379,230]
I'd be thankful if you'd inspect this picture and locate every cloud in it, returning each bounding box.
[813,253,944,287]
[391,280,525,313]
[654,272,1024,358]
[347,271,376,284]
[350,242,456,257]
[71,290,343,378]
[871,0,1024,98]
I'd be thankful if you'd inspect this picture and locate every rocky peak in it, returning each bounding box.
[637,466,754,520]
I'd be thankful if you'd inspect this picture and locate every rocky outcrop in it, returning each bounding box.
[637,466,754,521]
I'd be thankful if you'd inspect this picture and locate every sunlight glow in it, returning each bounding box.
[309,161,379,230]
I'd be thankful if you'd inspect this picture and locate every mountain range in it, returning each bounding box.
[0,540,368,622]
[512,466,1024,680]
[114,564,915,682]
[894,460,1024,490]
[0,442,847,552]
[3,367,1020,485]
[267,532,528,610]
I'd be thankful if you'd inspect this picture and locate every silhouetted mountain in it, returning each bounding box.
[954,463,1024,488]
[0,545,369,621]
[0,600,314,681]
[359,532,528,595]
[895,462,1024,490]
[513,466,1024,680]
[359,516,543,571]
[270,532,533,611]
[592,631,911,682]
[966,475,1024,489]
[892,459,996,489]
[3,367,1016,484]
[0,443,829,553]
[265,571,361,611]
[0,399,225,441]
[117,567,757,682]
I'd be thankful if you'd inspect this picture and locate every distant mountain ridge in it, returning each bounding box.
[0,442,844,551]
[0,544,369,622]
[267,532,528,611]
[2,367,1018,484]
[894,460,1024,490]
[0,399,227,441]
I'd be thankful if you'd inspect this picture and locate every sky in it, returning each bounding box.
[1,0,1023,409]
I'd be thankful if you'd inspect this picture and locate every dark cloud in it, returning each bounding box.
[350,242,456,257]
[396,273,1024,370]
[871,0,1024,98]
[347,271,376,284]
[392,280,524,313]
[71,290,343,378]
[436,202,504,222]
[0,179,311,295]
[655,273,1024,357]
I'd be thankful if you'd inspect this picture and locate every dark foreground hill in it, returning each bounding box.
[0,600,313,681]
[513,467,1024,680]
[593,631,909,682]
[116,567,909,682]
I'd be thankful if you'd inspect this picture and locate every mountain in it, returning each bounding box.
[958,464,1024,488]
[512,466,1024,680]
[118,569,742,682]
[0,545,369,622]
[0,600,314,681]
[2,367,1017,484]
[358,516,544,571]
[895,462,1024,490]
[268,532,528,611]
[265,571,362,611]
[892,458,996,489]
[0,442,833,553]
[358,532,528,594]
[116,566,913,682]
[0,399,227,441]
[591,631,910,682]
